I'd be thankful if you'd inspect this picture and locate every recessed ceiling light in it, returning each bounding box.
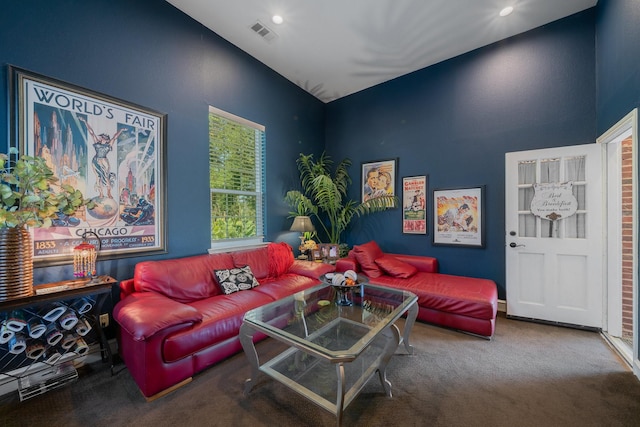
[272,15,283,25]
[499,6,514,17]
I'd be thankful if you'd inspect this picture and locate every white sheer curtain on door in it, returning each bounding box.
[564,156,586,238]
[517,156,586,239]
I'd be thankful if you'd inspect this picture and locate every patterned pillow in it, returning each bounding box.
[214,265,260,295]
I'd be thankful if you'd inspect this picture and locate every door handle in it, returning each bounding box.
[509,242,525,248]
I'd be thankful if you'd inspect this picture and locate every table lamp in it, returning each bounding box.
[290,216,315,246]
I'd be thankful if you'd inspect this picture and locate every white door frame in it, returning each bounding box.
[597,108,639,380]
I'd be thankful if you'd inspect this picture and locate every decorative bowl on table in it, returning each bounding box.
[320,270,368,306]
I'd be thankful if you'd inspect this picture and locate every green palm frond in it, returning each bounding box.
[312,175,341,211]
[333,158,352,196]
[284,190,317,217]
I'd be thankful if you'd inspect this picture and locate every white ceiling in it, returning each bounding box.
[167,0,597,103]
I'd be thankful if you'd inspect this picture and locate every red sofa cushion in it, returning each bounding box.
[134,253,234,303]
[352,241,384,278]
[232,246,269,279]
[252,274,321,300]
[287,259,336,279]
[370,272,497,320]
[375,255,418,278]
[268,242,294,277]
[163,290,274,363]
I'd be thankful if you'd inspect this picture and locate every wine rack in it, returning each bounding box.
[0,276,115,401]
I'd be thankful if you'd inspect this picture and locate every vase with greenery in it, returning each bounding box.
[0,148,91,299]
[285,152,395,247]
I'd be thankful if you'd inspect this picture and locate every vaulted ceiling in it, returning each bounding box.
[167,0,597,103]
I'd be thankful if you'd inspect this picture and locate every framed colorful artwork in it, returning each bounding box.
[402,176,428,234]
[9,65,167,265]
[433,186,485,248]
[361,158,398,207]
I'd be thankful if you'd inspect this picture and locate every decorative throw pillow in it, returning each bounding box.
[214,265,260,295]
[352,241,384,278]
[375,255,418,278]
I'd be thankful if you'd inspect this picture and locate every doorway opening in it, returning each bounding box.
[598,108,638,379]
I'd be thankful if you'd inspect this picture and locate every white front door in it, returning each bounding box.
[505,144,603,328]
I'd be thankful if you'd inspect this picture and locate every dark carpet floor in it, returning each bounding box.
[2,314,640,427]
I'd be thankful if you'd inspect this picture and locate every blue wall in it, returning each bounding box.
[327,10,597,298]
[0,0,325,284]
[596,0,640,134]
[596,0,640,357]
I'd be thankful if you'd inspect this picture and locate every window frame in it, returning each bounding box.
[208,106,266,253]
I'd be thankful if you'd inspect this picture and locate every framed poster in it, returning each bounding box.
[433,186,485,248]
[9,66,167,265]
[361,158,397,206]
[402,176,427,234]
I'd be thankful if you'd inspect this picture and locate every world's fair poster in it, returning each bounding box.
[11,66,166,265]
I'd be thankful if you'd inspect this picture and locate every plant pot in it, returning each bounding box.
[0,227,34,301]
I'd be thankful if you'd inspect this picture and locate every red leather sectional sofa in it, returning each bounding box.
[336,241,498,339]
[113,242,334,399]
[114,240,497,399]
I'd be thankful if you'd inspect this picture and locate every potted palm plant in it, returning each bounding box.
[0,148,91,299]
[285,152,395,248]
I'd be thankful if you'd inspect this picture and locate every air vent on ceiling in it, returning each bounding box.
[250,20,277,42]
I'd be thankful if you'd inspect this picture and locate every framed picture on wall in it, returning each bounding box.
[402,175,428,234]
[361,158,398,207]
[9,65,168,266]
[433,186,485,248]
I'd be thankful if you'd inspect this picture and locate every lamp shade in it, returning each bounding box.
[290,216,315,233]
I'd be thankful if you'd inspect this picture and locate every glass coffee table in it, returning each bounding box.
[239,282,418,426]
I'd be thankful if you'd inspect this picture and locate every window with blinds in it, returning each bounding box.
[209,106,265,250]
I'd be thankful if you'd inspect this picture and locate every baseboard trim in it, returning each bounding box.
[505,314,600,332]
[498,299,506,313]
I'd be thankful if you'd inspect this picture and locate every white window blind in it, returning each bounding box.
[208,106,265,250]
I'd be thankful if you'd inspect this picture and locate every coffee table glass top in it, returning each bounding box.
[243,283,417,361]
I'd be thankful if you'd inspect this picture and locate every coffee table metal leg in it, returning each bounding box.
[335,363,346,427]
[239,322,260,395]
[377,323,401,397]
[401,301,418,354]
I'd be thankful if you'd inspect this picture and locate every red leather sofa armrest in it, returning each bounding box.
[335,257,357,273]
[287,260,335,279]
[387,253,438,273]
[119,278,136,299]
[113,292,202,341]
